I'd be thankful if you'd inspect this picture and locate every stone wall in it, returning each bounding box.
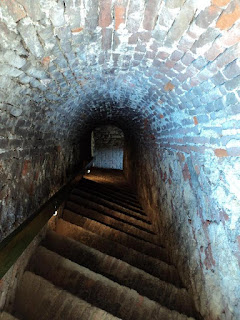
[0,225,47,313]
[0,133,91,241]
[124,131,240,320]
[92,125,124,169]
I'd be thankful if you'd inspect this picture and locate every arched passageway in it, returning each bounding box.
[0,0,239,319]
[91,125,124,169]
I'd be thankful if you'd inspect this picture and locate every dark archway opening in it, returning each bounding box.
[91,125,124,170]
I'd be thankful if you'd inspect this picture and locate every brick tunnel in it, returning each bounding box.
[0,0,240,319]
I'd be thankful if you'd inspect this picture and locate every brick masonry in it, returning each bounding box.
[92,125,124,170]
[0,0,239,319]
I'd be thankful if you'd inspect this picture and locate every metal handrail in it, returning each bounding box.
[0,158,94,279]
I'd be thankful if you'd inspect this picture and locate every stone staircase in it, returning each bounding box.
[0,169,201,320]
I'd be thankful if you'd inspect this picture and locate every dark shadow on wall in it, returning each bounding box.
[91,125,124,170]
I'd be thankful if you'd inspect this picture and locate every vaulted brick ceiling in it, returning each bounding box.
[0,0,239,146]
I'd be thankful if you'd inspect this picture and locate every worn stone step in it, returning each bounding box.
[81,178,142,209]
[83,177,139,201]
[15,271,120,320]
[61,211,166,259]
[82,177,141,204]
[68,193,153,234]
[29,246,196,320]
[65,201,158,245]
[46,229,176,286]
[0,313,19,320]
[45,229,183,289]
[96,181,136,196]
[71,188,150,223]
[76,182,145,215]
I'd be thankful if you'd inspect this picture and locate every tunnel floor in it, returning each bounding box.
[1,169,201,320]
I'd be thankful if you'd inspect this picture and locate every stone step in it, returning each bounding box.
[71,188,150,223]
[76,182,145,214]
[15,271,120,320]
[46,229,176,285]
[96,182,136,196]
[82,177,141,203]
[68,193,153,233]
[81,178,142,209]
[83,177,139,201]
[45,229,182,288]
[0,313,19,320]
[64,201,157,245]
[29,246,197,319]
[61,211,166,259]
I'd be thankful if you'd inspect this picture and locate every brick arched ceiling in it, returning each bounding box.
[0,0,239,146]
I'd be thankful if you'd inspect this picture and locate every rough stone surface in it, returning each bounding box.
[0,0,239,319]
[0,226,47,313]
[92,125,124,169]
[1,172,199,319]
